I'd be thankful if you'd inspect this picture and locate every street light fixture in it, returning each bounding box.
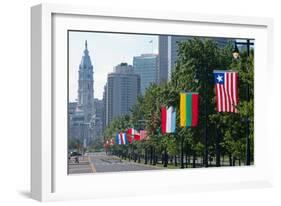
[233,39,254,166]
[232,43,240,59]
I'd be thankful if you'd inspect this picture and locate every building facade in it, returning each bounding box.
[105,63,140,125]
[133,54,158,94]
[92,98,104,139]
[158,35,169,84]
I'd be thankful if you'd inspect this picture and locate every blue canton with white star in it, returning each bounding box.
[214,72,224,84]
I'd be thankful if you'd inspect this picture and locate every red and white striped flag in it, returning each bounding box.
[214,70,238,113]
[161,106,176,134]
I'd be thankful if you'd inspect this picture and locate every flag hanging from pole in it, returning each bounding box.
[115,133,121,145]
[213,70,238,113]
[161,106,176,134]
[110,138,114,146]
[140,130,148,140]
[120,133,128,145]
[127,128,141,142]
[180,92,199,127]
[115,132,128,145]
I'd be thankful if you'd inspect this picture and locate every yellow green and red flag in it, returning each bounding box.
[180,92,199,127]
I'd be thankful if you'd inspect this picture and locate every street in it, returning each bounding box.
[68,152,161,174]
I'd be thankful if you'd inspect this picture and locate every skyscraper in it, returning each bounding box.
[105,63,140,125]
[102,84,107,133]
[158,35,168,84]
[92,98,104,139]
[133,54,158,94]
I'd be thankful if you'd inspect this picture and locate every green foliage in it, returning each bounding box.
[103,114,131,140]
[68,138,82,150]
[88,138,104,152]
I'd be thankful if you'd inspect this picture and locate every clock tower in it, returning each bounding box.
[78,40,94,122]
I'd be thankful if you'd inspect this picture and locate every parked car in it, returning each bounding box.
[70,151,82,157]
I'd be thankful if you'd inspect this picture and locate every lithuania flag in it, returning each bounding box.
[180,92,199,127]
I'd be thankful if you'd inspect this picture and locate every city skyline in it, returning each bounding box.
[68,31,159,101]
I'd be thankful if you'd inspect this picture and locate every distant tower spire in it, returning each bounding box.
[84,40,89,56]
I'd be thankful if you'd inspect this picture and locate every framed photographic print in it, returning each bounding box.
[31,3,274,201]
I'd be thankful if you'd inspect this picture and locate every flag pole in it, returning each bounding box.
[204,67,208,167]
[245,40,251,165]
[180,132,184,168]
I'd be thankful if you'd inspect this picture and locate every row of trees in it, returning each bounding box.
[103,38,254,168]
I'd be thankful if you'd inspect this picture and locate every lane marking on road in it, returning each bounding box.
[88,156,97,173]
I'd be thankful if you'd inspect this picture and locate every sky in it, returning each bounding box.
[68,31,159,101]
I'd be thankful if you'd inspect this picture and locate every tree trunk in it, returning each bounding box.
[153,148,156,165]
[155,155,158,164]
[144,148,148,164]
[229,153,232,166]
[150,146,153,165]
[215,129,221,167]
[192,152,196,168]
[185,144,188,168]
[164,148,168,167]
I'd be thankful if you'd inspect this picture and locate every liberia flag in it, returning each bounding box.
[161,106,176,134]
[127,128,141,142]
[180,92,199,127]
[214,70,238,113]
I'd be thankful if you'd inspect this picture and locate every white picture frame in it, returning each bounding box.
[31,3,274,202]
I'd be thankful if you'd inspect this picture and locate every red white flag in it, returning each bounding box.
[214,70,239,113]
[127,128,141,142]
[110,138,114,146]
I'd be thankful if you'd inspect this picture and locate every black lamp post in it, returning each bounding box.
[232,39,254,166]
